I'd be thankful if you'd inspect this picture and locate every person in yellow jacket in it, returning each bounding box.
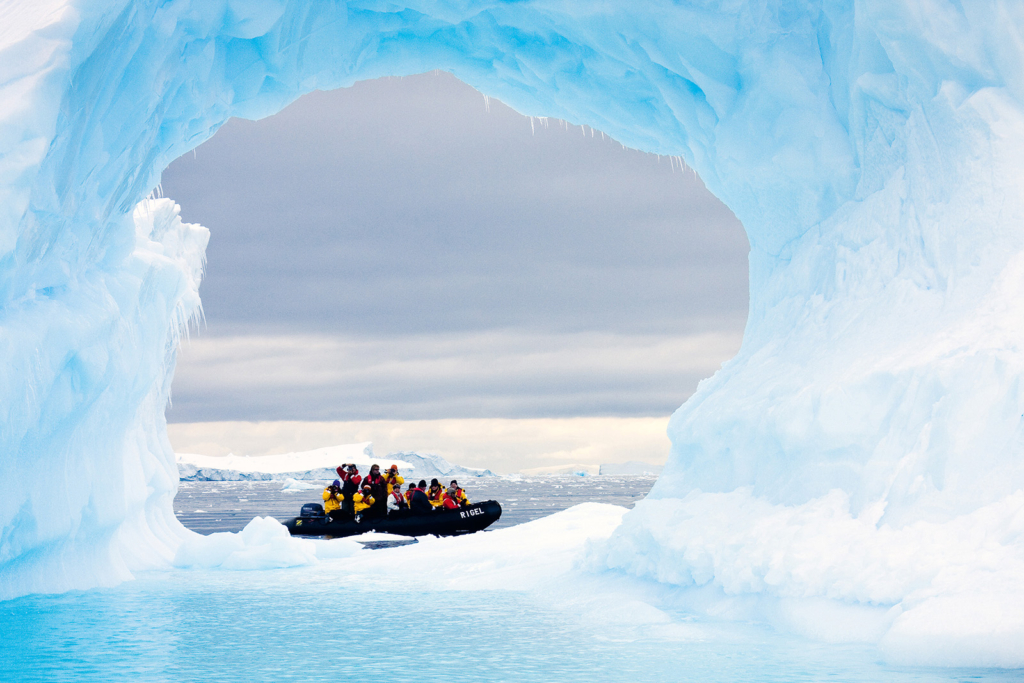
[383,464,405,494]
[426,479,446,508]
[353,484,375,520]
[323,480,345,521]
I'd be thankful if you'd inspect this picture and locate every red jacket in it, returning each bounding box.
[337,466,361,483]
[441,496,459,510]
[337,468,361,495]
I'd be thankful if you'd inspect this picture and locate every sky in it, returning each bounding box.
[160,71,749,467]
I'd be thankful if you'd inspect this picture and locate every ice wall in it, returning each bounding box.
[2,0,1024,663]
[0,197,207,598]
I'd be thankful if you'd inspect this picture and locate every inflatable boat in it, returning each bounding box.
[284,500,502,538]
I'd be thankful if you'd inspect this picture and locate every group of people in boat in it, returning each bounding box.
[321,462,472,523]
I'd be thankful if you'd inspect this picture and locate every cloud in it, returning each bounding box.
[161,71,748,337]
[167,329,744,422]
[160,71,750,426]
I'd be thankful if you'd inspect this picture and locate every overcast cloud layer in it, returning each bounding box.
[161,72,748,423]
[170,330,743,420]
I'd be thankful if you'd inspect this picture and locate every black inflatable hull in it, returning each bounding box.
[284,500,502,538]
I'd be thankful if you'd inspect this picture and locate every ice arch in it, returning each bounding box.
[4,0,1024,648]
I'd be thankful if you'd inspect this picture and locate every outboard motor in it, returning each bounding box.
[300,503,325,518]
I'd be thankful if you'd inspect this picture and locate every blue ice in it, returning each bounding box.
[3,0,1024,671]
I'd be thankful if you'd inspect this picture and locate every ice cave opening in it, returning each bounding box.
[4,0,1024,667]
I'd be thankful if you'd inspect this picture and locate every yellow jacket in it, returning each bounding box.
[322,488,344,513]
[427,486,445,507]
[384,473,405,493]
[353,492,375,513]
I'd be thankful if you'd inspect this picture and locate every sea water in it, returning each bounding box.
[2,565,1018,683]
[173,476,657,534]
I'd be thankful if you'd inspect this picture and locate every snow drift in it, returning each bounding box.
[2,0,1024,666]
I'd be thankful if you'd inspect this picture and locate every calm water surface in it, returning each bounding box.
[3,569,1018,683]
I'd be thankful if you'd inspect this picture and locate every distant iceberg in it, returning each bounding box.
[177,442,381,481]
[177,444,493,481]
[376,451,496,480]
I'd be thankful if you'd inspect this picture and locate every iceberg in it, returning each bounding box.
[2,0,1024,666]
[0,196,207,599]
[176,442,383,481]
[385,450,497,480]
[175,443,493,480]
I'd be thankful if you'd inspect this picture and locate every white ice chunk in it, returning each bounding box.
[280,478,323,492]
[173,517,318,570]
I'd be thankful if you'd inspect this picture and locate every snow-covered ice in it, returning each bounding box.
[173,516,319,570]
[3,0,1024,671]
[593,488,1024,667]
